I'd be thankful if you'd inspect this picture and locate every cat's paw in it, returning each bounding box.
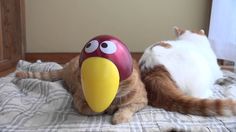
[105,106,117,115]
[15,71,28,78]
[112,110,132,125]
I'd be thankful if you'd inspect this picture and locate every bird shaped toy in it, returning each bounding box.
[79,35,133,112]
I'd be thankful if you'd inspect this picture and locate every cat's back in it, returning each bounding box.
[140,39,201,68]
[140,39,213,98]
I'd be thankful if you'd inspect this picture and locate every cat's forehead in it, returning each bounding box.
[177,30,205,39]
[183,29,205,36]
[190,29,205,36]
[175,27,205,37]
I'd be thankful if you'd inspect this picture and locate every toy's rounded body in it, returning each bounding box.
[79,35,133,112]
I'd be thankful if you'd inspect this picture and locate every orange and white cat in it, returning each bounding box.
[139,27,236,116]
[16,58,148,125]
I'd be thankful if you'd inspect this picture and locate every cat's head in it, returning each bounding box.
[173,26,206,40]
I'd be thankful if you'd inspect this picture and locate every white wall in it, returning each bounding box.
[25,0,211,52]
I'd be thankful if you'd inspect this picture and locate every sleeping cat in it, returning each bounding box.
[139,27,236,116]
[16,36,147,124]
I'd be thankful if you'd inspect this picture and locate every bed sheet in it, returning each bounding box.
[0,60,236,132]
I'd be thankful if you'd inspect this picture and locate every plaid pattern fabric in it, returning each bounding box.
[0,60,235,132]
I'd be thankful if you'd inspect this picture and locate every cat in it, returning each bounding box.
[139,27,236,116]
[16,46,147,124]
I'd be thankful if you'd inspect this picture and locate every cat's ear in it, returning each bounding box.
[198,29,205,35]
[173,26,185,37]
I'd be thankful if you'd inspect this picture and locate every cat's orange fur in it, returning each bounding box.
[16,56,148,124]
[141,65,236,116]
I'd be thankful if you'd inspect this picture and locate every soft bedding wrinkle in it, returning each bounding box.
[0,60,235,131]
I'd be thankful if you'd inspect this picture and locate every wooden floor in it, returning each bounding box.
[0,67,16,77]
[0,63,234,78]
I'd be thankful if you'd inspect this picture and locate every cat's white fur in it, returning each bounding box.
[139,30,223,98]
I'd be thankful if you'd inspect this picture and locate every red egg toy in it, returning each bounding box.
[79,35,133,112]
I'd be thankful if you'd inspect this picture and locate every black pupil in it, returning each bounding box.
[86,43,91,48]
[101,43,108,48]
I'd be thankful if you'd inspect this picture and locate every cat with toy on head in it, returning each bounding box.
[16,26,236,124]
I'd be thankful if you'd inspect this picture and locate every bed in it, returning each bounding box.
[0,60,236,132]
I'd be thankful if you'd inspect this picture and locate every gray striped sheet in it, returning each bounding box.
[0,60,235,132]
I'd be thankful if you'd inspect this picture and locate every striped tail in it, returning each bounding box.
[141,65,236,116]
[15,70,63,81]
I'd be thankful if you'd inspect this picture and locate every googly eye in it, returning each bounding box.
[85,40,99,53]
[100,41,117,54]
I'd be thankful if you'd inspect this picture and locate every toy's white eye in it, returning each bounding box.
[85,40,99,53]
[100,41,117,54]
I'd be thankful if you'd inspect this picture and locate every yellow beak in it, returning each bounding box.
[81,57,119,112]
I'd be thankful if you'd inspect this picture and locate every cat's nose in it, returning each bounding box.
[80,57,119,112]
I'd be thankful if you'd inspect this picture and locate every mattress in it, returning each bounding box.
[0,60,236,132]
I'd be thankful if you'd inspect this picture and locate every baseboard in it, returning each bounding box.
[25,52,235,72]
[25,52,143,64]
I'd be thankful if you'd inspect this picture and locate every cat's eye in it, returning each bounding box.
[100,41,117,54]
[85,40,99,53]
